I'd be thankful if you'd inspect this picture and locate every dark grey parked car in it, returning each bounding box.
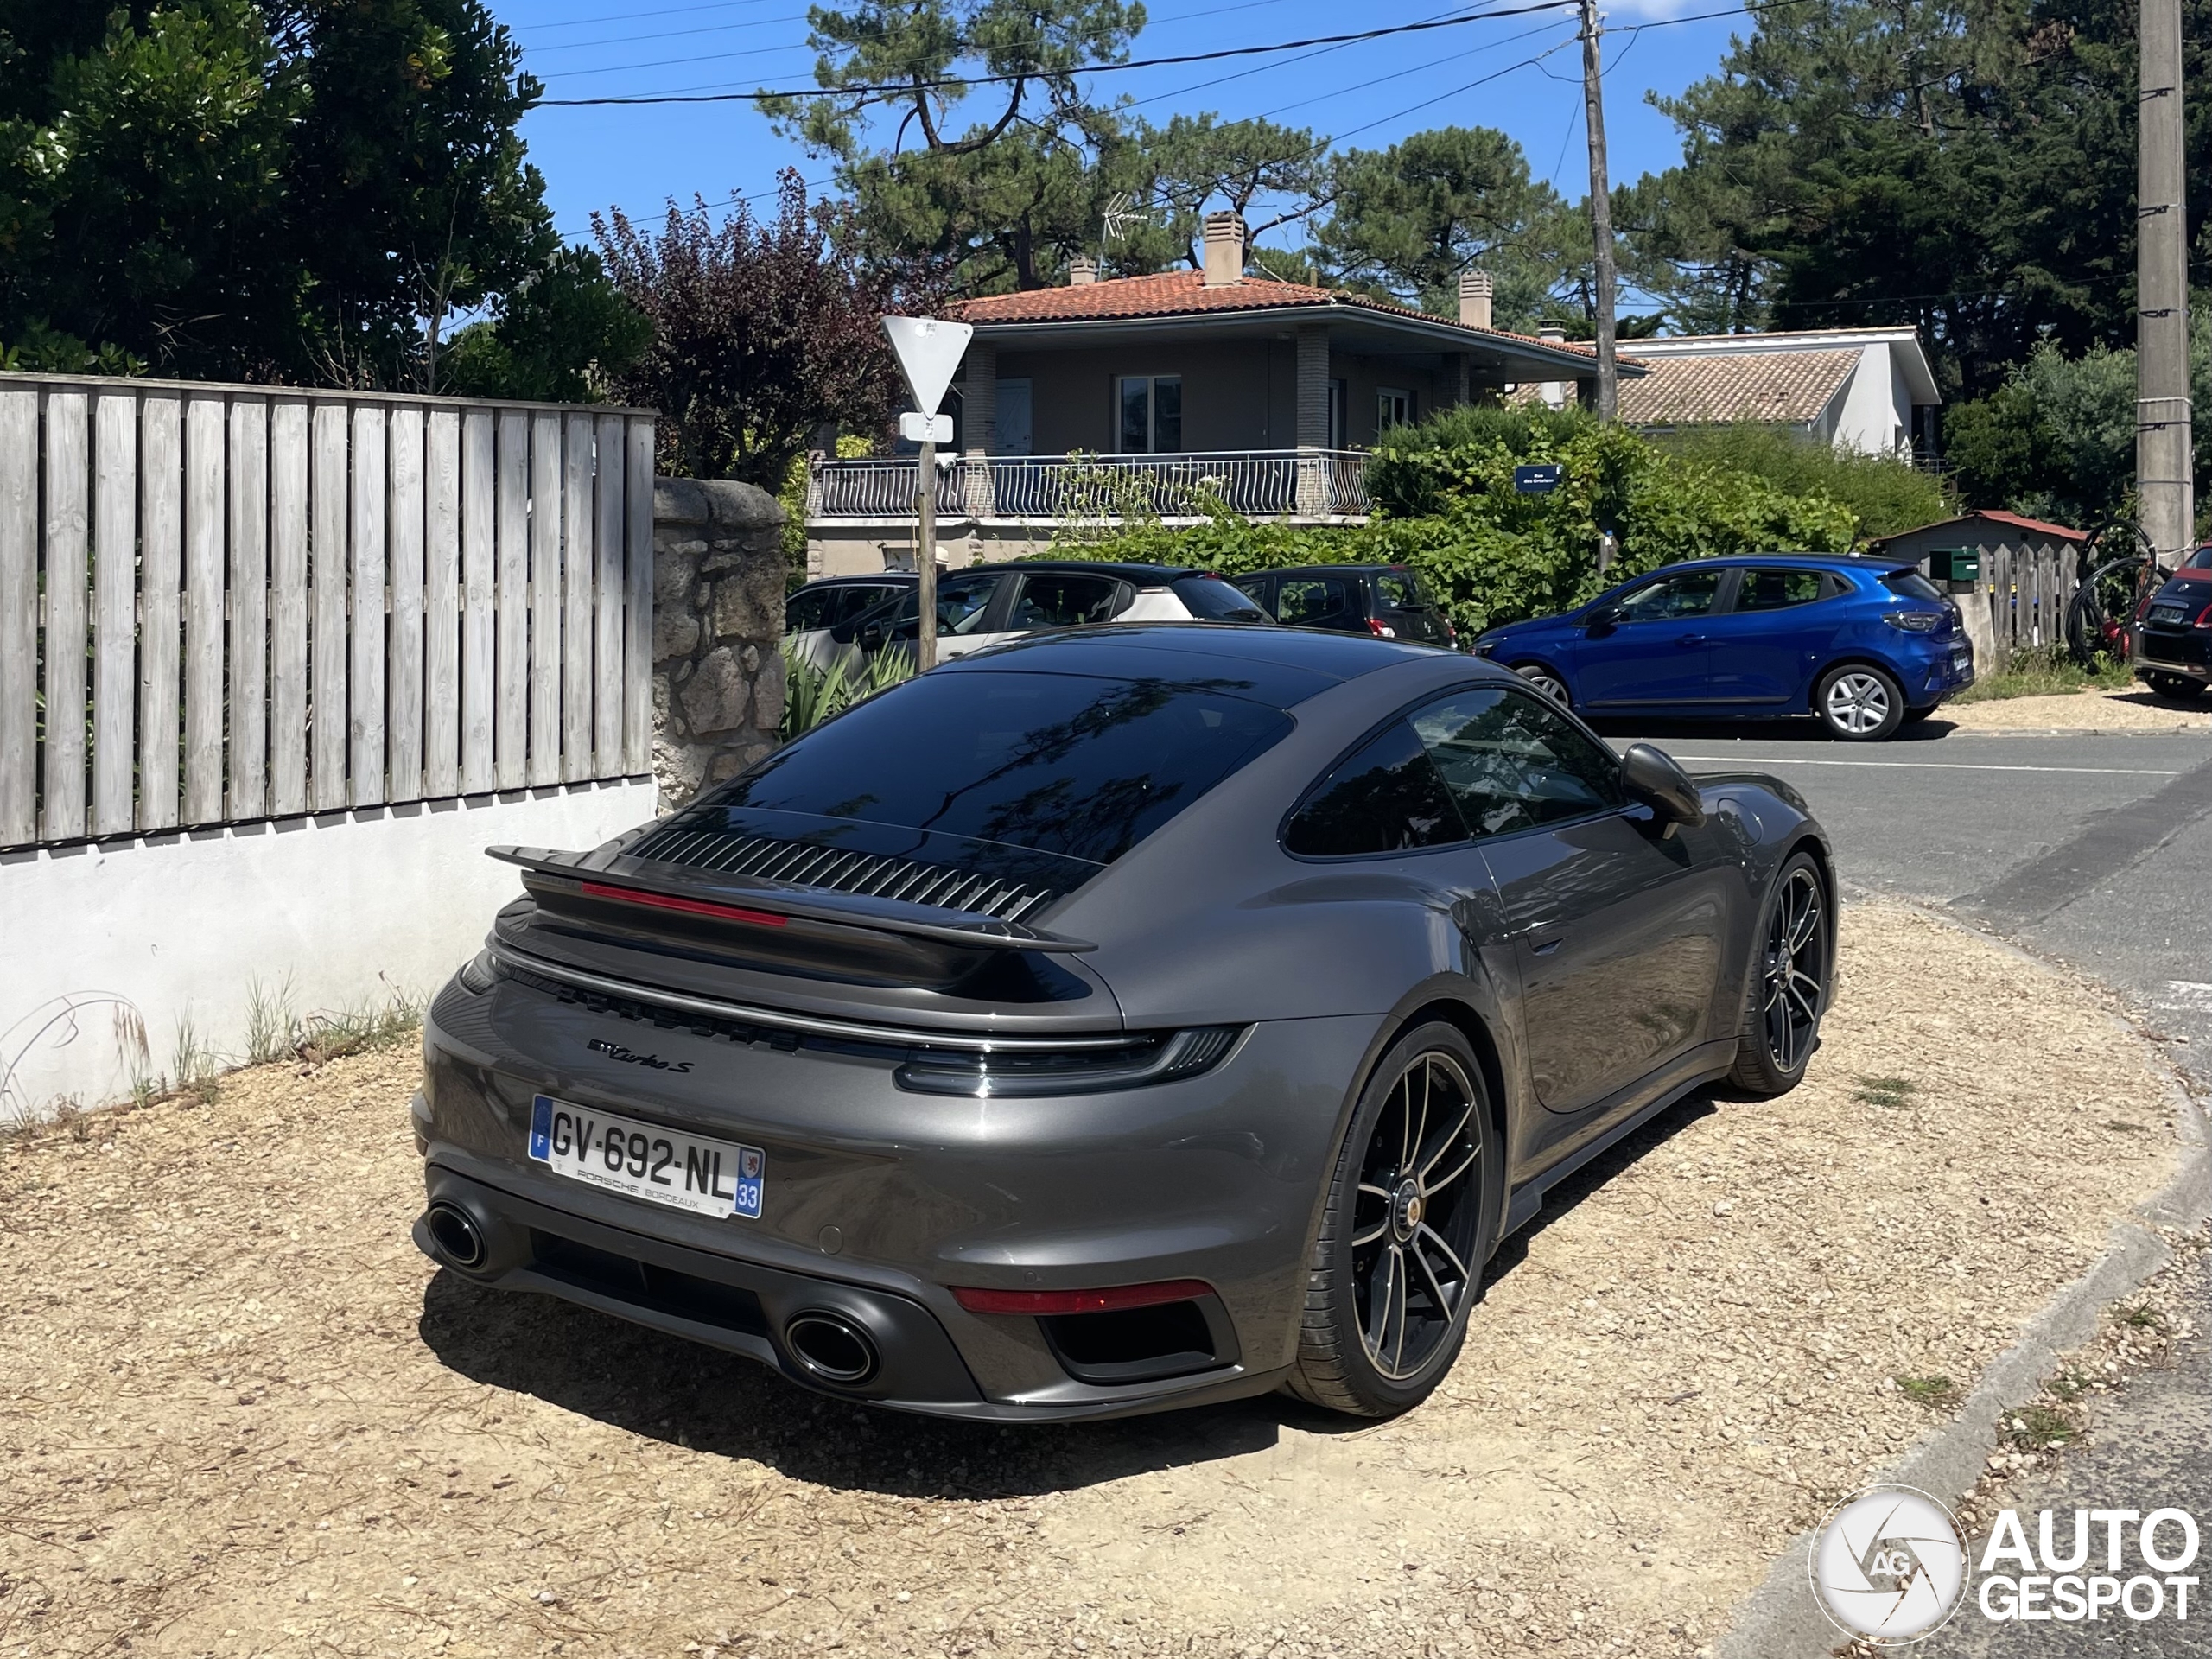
[413,626,1834,1421]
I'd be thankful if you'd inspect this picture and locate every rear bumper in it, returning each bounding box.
[412,973,1376,1419]
[415,1162,1287,1421]
[2133,627,2212,679]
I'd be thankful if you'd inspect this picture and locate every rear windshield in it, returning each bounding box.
[710,671,1292,865]
[1171,575,1268,620]
[1882,570,1948,604]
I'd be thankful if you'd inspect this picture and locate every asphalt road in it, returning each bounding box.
[1599,712,2212,1657]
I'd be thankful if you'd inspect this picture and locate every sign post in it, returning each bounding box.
[881,316,974,670]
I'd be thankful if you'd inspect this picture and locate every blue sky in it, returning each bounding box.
[495,0,1751,252]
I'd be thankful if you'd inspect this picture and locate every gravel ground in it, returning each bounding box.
[0,904,2185,1659]
[1942,688,2212,734]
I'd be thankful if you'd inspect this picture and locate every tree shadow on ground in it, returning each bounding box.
[418,1090,1726,1487]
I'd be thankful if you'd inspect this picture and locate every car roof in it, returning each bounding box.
[934,623,1471,708]
[1633,553,1909,575]
[1244,563,1419,580]
[796,573,916,589]
[1004,558,1202,582]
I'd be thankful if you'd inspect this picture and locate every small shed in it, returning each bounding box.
[1868,510,2090,665]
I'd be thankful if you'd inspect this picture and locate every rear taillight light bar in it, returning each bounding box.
[952,1279,1213,1317]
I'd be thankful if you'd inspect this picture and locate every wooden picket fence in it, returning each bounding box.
[0,374,657,849]
[1937,541,2082,656]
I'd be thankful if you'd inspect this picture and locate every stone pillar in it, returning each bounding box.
[961,340,997,518]
[651,476,788,810]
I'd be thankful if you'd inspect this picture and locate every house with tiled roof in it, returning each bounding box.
[804,213,1646,575]
[1604,328,1942,459]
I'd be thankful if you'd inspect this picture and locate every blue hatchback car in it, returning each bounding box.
[1472,555,1973,741]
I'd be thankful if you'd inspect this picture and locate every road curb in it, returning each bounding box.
[1715,1071,2211,1658]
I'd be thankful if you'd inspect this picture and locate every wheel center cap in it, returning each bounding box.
[1392,1179,1423,1239]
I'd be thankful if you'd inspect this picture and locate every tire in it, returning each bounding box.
[1815,664,1905,741]
[1726,852,1832,1097]
[1286,1022,1501,1418]
[1511,663,1573,708]
[2145,672,2208,702]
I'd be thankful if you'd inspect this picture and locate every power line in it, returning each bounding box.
[537,3,1582,104]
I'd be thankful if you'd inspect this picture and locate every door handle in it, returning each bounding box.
[1675,633,1707,646]
[1528,936,1564,957]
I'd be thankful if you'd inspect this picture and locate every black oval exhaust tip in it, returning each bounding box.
[785,1310,879,1386]
[425,1200,488,1270]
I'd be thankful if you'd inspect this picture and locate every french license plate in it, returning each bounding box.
[528,1095,763,1220]
[2151,603,2188,625]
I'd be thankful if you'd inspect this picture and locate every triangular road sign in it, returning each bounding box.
[881,315,974,416]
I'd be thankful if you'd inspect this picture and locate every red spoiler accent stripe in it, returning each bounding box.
[580,880,789,929]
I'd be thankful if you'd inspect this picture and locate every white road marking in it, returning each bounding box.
[2155,981,2212,1013]
[1665,754,2180,778]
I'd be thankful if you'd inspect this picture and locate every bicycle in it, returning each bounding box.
[2063,518,2160,669]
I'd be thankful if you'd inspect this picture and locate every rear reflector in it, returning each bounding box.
[580,880,788,928]
[951,1279,1213,1317]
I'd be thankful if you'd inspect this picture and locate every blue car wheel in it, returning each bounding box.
[1815,664,1905,741]
[1510,663,1573,708]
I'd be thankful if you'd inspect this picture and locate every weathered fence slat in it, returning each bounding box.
[528,411,563,788]
[137,393,184,832]
[0,386,36,845]
[270,400,310,817]
[348,405,388,808]
[3,375,652,847]
[594,412,626,777]
[183,394,227,826]
[41,392,90,842]
[623,416,654,776]
[310,403,349,812]
[423,408,462,798]
[386,406,426,804]
[460,409,496,795]
[562,411,596,781]
[92,391,138,836]
[228,397,270,821]
[494,409,530,791]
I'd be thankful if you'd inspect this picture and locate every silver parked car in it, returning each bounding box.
[783,574,918,673]
[413,626,1834,1421]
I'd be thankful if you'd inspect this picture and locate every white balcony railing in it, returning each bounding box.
[806,448,1372,522]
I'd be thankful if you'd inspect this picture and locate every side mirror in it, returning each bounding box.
[858,621,886,651]
[1620,742,1706,832]
[1586,605,1621,631]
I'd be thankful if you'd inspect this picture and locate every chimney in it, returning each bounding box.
[1459,269,1494,330]
[1201,212,1245,287]
[1067,256,1098,286]
[1537,321,1568,410]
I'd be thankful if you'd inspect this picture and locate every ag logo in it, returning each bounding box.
[1810,1484,1970,1643]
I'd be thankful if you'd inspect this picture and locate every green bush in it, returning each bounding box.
[1081,411,1859,639]
[1649,424,1953,540]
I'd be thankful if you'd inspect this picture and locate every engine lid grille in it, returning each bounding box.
[626,823,1068,924]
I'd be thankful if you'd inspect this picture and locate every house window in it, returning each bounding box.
[1117,376,1182,454]
[1376,387,1413,433]
[1327,378,1348,449]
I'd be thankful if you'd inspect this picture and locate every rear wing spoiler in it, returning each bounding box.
[486,844,1096,954]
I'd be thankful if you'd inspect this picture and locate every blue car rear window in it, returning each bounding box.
[709,671,1292,865]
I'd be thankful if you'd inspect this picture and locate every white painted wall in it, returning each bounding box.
[0,781,656,1122]
[1833,344,1908,456]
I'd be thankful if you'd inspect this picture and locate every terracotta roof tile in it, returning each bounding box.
[1611,348,1861,426]
[947,270,1619,362]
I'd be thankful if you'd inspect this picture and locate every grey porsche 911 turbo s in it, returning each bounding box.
[412,624,1834,1421]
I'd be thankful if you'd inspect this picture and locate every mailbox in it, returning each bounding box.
[1926,548,1981,584]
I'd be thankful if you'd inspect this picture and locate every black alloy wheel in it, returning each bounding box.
[1728,852,1829,1096]
[2146,672,2208,702]
[1288,1023,1498,1416]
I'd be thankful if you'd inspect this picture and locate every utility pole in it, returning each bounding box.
[2139,0,2193,569]
[1579,0,1618,421]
